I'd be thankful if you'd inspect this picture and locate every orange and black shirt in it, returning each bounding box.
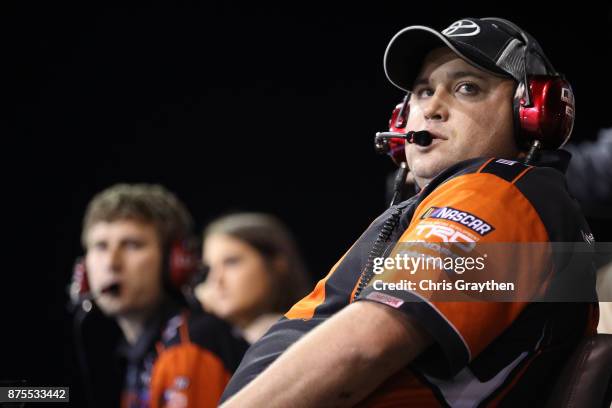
[118,303,248,408]
[221,153,599,407]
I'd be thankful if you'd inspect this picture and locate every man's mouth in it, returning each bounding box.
[424,130,447,140]
[101,282,121,297]
[407,130,447,151]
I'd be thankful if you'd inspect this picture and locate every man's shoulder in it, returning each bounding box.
[186,309,234,338]
[159,309,249,372]
[440,156,573,204]
[512,164,588,242]
[447,157,565,186]
[429,156,588,242]
[158,309,248,353]
[186,310,248,348]
[187,310,249,372]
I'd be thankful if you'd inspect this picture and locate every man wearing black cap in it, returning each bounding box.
[219,18,598,407]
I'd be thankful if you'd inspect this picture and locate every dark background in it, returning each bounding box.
[6,1,612,406]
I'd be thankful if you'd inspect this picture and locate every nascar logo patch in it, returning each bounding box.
[421,206,495,236]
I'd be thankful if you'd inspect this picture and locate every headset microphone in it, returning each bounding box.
[374,130,432,207]
[68,258,122,313]
[410,130,433,146]
[375,130,433,154]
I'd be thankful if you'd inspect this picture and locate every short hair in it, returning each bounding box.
[204,212,311,314]
[82,183,193,248]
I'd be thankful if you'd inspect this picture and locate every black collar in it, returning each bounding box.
[413,149,573,195]
[116,300,180,363]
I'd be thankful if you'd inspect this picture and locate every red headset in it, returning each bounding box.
[70,239,200,307]
[380,19,575,165]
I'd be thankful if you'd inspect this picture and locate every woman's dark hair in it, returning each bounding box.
[203,213,311,314]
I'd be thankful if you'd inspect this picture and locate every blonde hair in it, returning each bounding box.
[82,183,193,248]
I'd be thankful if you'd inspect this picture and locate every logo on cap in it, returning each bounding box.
[442,20,481,37]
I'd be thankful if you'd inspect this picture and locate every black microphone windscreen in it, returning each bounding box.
[412,131,433,147]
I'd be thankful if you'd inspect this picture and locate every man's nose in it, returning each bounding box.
[421,89,449,122]
[106,246,123,273]
[209,268,225,288]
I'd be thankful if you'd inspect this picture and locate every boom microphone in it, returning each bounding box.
[374,130,433,155]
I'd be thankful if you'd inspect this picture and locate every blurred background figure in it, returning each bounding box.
[565,128,612,334]
[72,184,248,407]
[565,128,612,209]
[566,128,612,333]
[195,213,311,343]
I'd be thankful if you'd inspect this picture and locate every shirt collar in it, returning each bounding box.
[413,149,573,195]
[116,300,181,363]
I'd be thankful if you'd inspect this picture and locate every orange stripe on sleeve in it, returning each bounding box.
[284,246,353,320]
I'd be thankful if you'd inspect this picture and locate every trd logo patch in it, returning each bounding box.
[421,206,495,236]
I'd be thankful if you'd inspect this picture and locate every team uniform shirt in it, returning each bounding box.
[220,153,599,407]
[118,302,249,408]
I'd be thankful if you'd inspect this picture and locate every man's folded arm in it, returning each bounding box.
[220,300,432,408]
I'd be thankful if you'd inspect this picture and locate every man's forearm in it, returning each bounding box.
[221,300,432,408]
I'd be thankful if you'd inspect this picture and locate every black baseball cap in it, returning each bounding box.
[384,17,555,92]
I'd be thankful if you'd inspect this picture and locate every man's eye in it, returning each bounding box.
[224,255,242,267]
[124,240,145,249]
[92,242,107,251]
[456,83,480,95]
[415,88,434,98]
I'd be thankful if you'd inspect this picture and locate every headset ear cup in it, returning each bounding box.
[167,240,199,291]
[517,76,575,150]
[392,97,409,130]
[551,78,575,148]
[70,257,91,305]
[387,100,410,165]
